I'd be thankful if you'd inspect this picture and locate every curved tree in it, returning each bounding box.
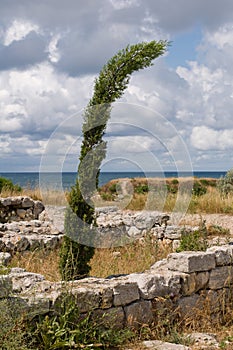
[59,40,168,280]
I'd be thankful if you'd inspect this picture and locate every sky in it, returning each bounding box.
[1,0,233,173]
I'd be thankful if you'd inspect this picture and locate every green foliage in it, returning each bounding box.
[192,181,207,196]
[60,40,168,280]
[0,177,21,193]
[166,183,178,194]
[135,184,149,194]
[199,178,216,187]
[218,168,233,195]
[109,183,117,193]
[0,265,10,275]
[0,299,35,350]
[176,222,208,252]
[171,178,179,185]
[34,295,133,349]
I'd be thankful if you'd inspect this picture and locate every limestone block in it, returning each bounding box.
[27,235,43,250]
[207,245,233,266]
[21,291,57,315]
[0,275,12,298]
[15,236,30,251]
[9,270,45,293]
[178,294,200,317]
[113,281,140,306]
[128,226,141,237]
[167,252,216,273]
[34,200,45,217]
[124,300,153,328]
[180,270,209,296]
[128,271,181,299]
[142,340,191,350]
[164,226,184,239]
[0,252,11,265]
[11,197,23,205]
[1,198,12,206]
[122,215,134,226]
[100,287,113,309]
[180,273,196,296]
[16,209,26,219]
[208,266,233,289]
[42,236,60,249]
[188,332,219,348]
[134,213,155,229]
[150,258,168,271]
[92,306,125,329]
[195,271,209,291]
[22,197,34,208]
[69,287,101,313]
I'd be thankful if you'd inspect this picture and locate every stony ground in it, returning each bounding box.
[183,213,233,233]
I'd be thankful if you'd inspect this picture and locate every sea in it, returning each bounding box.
[0,171,227,190]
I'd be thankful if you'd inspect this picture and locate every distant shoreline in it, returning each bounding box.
[0,171,226,190]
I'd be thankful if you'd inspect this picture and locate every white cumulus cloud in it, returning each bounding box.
[3,19,40,46]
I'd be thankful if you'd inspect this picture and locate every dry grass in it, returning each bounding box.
[10,239,172,281]
[192,190,233,214]
[10,248,61,282]
[123,188,233,214]
[90,239,172,278]
[0,187,69,206]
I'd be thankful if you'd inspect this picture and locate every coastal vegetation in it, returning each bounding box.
[0,176,21,194]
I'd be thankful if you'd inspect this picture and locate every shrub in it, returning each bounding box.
[171,178,179,185]
[218,168,233,195]
[192,181,207,196]
[176,222,208,252]
[199,178,216,187]
[0,177,21,194]
[109,183,117,193]
[135,183,149,194]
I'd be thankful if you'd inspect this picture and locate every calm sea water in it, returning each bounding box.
[0,171,227,190]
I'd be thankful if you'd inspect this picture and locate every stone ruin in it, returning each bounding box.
[0,196,233,338]
[0,196,44,223]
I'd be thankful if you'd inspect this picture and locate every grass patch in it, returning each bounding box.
[10,248,61,282]
[99,178,233,214]
[10,239,172,280]
[90,239,172,278]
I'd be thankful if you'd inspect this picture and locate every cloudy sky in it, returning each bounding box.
[1,0,233,173]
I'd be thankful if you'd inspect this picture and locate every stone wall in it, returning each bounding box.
[95,206,197,249]
[0,196,44,223]
[0,199,232,329]
[0,204,197,255]
[1,245,233,329]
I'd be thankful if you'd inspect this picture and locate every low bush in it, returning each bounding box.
[176,222,208,252]
[135,183,149,194]
[218,168,233,196]
[0,177,21,194]
[192,181,207,196]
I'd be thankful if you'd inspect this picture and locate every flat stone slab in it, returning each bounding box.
[167,252,216,273]
[142,340,191,349]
